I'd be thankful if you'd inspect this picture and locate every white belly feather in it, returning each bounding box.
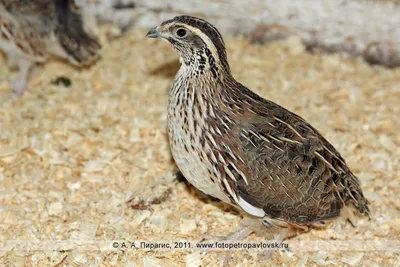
[168,108,230,203]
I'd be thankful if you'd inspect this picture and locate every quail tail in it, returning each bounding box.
[344,173,371,218]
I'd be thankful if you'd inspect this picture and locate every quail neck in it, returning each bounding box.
[147,16,370,227]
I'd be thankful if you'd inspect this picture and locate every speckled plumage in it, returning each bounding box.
[0,0,100,94]
[147,16,370,230]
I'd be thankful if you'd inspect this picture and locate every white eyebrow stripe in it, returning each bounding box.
[174,23,221,64]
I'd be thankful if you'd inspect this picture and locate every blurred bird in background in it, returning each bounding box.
[0,0,101,94]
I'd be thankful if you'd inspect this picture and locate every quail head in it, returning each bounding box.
[146,16,370,235]
[0,0,101,94]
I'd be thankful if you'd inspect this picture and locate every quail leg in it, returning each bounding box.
[257,226,294,260]
[258,218,309,260]
[13,59,34,95]
[202,225,254,243]
[7,53,18,69]
[201,225,254,266]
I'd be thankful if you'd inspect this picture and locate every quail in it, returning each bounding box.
[146,16,370,237]
[0,0,101,94]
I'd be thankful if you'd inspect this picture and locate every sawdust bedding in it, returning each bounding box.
[0,25,399,266]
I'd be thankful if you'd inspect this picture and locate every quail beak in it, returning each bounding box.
[146,27,160,38]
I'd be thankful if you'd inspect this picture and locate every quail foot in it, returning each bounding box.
[146,15,370,250]
[0,0,101,94]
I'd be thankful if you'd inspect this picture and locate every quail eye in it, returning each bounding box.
[175,28,188,38]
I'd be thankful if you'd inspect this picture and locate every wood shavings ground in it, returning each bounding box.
[0,26,399,266]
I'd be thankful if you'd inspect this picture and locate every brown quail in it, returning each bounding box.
[146,16,370,235]
[0,0,101,94]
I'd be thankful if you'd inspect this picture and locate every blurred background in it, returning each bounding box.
[83,0,400,67]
